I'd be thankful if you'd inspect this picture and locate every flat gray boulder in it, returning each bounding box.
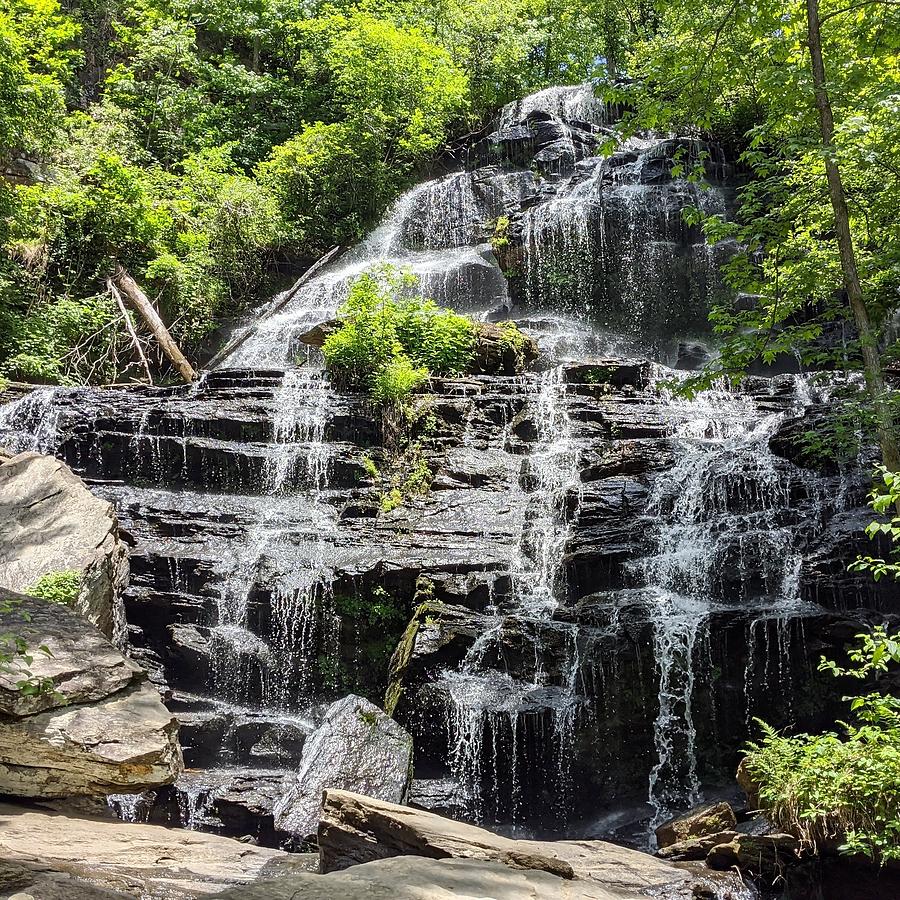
[274,696,412,840]
[0,801,315,897]
[0,588,182,797]
[0,589,140,717]
[0,452,128,640]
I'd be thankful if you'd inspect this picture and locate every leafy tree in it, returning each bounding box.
[0,0,77,162]
[625,0,900,467]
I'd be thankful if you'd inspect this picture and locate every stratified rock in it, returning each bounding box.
[0,800,314,897]
[0,680,181,797]
[655,801,737,849]
[0,451,128,640]
[273,696,412,840]
[0,589,141,717]
[317,788,721,899]
[706,833,800,878]
[0,588,182,797]
[212,855,624,900]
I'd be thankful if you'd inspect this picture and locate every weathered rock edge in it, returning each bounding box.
[0,588,182,797]
[317,789,711,897]
[0,451,128,640]
[211,855,630,900]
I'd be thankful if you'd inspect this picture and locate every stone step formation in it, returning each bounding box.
[0,82,896,851]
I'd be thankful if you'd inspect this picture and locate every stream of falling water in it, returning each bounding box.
[210,368,337,709]
[637,374,818,830]
[443,365,583,828]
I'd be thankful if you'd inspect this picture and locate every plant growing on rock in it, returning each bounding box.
[323,267,468,513]
[322,266,476,403]
[0,595,54,698]
[849,467,900,582]
[27,570,80,606]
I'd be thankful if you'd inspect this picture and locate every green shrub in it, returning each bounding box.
[27,570,81,605]
[743,702,900,863]
[372,356,428,405]
[322,266,475,404]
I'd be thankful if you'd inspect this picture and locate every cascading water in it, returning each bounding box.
[440,364,584,829]
[634,375,822,830]
[0,82,873,856]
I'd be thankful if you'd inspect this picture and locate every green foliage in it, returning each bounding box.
[27,570,80,605]
[334,584,408,697]
[0,595,55,697]
[322,266,475,403]
[490,215,510,252]
[849,467,900,582]
[744,712,900,863]
[496,319,526,356]
[744,624,900,864]
[0,0,77,160]
[626,0,900,436]
[372,357,429,405]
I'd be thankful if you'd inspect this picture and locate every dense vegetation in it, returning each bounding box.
[0,0,625,383]
[322,266,476,402]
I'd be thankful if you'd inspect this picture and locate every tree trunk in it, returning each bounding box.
[805,0,900,470]
[110,266,196,384]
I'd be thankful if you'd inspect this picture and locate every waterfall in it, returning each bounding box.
[440,366,583,828]
[498,83,612,128]
[0,82,866,850]
[636,375,819,828]
[0,388,64,454]
[210,366,339,710]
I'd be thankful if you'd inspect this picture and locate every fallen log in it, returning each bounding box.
[206,245,343,370]
[110,265,196,384]
[108,277,153,384]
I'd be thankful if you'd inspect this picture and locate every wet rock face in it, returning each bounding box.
[0,84,893,848]
[0,359,890,843]
[274,696,413,841]
[0,451,128,641]
[0,588,182,797]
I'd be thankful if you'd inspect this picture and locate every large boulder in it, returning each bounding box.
[655,801,737,849]
[316,789,741,898]
[0,801,315,897]
[273,696,412,840]
[706,833,801,878]
[0,451,128,640]
[0,588,182,797]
